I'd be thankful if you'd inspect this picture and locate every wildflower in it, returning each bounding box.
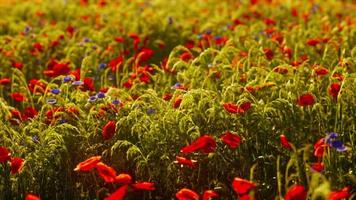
[132,182,156,191]
[23,106,38,120]
[74,156,101,172]
[96,162,117,183]
[46,98,57,105]
[328,187,351,200]
[263,48,274,60]
[325,132,347,152]
[232,177,257,195]
[0,78,11,85]
[10,157,24,174]
[297,93,315,107]
[221,132,242,149]
[223,102,251,114]
[32,135,39,143]
[314,138,326,157]
[114,173,132,185]
[72,81,84,86]
[97,92,106,99]
[99,63,107,69]
[83,77,95,91]
[180,135,216,154]
[176,188,199,200]
[112,99,121,105]
[63,76,72,82]
[202,190,219,200]
[51,88,61,95]
[280,134,292,150]
[173,97,182,109]
[238,194,255,200]
[180,52,193,62]
[285,185,307,200]
[307,39,320,46]
[11,61,24,70]
[114,36,124,43]
[328,83,341,100]
[104,185,128,200]
[273,66,288,74]
[175,156,197,168]
[0,146,11,163]
[163,93,173,101]
[25,194,41,200]
[314,66,329,76]
[310,162,324,172]
[147,108,155,114]
[10,92,27,102]
[102,121,116,140]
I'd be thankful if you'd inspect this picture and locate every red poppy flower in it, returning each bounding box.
[238,194,255,200]
[25,193,41,200]
[221,132,241,149]
[74,156,101,172]
[173,97,182,109]
[273,67,288,74]
[108,55,123,72]
[297,93,315,107]
[281,46,292,59]
[175,156,197,168]
[96,162,117,183]
[82,77,95,91]
[285,185,307,200]
[328,187,351,200]
[11,61,24,70]
[313,138,327,157]
[10,157,24,174]
[102,121,116,140]
[114,36,124,43]
[185,40,195,49]
[28,79,46,94]
[240,102,252,112]
[176,188,199,200]
[310,162,324,172]
[0,78,11,85]
[314,66,329,76]
[115,173,132,185]
[202,190,219,200]
[263,48,274,60]
[232,177,256,195]
[66,26,75,37]
[280,134,292,150]
[23,106,38,120]
[136,48,154,63]
[223,102,251,114]
[180,52,193,62]
[131,182,155,191]
[163,93,173,101]
[10,92,27,102]
[33,42,43,52]
[328,83,341,100]
[332,73,344,81]
[139,73,150,84]
[180,135,216,154]
[104,185,128,200]
[307,39,320,46]
[0,146,11,163]
[10,109,22,120]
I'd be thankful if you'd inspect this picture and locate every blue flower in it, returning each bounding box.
[47,98,57,105]
[205,29,212,35]
[112,99,121,105]
[83,38,90,43]
[59,119,67,124]
[63,76,72,82]
[51,88,61,95]
[92,45,97,50]
[147,108,155,114]
[171,83,182,90]
[97,92,106,99]
[72,81,84,86]
[88,96,97,102]
[32,135,39,143]
[99,63,107,69]
[330,141,347,152]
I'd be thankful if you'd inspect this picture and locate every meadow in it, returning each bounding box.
[0,0,355,199]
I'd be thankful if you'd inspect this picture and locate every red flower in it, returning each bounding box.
[180,135,216,154]
[185,40,195,49]
[280,134,292,150]
[23,106,38,120]
[328,187,351,200]
[310,162,324,172]
[313,138,327,158]
[264,18,276,26]
[232,177,256,195]
[307,39,320,46]
[332,73,344,81]
[10,92,27,102]
[163,93,173,101]
[176,188,199,200]
[114,36,124,43]
[314,66,329,76]
[173,97,183,109]
[202,190,219,200]
[132,182,155,191]
[123,79,133,89]
[96,162,117,183]
[297,93,315,107]
[223,102,251,114]
[273,66,288,74]
[0,146,11,163]
[28,79,46,94]
[104,185,128,200]
[285,185,307,200]
[11,61,24,70]
[180,52,193,62]
[328,83,341,100]
[10,157,24,174]
[108,55,123,72]
[139,73,150,84]
[102,121,116,140]
[114,173,132,185]
[238,194,255,200]
[0,78,11,85]
[83,77,95,91]
[221,132,241,149]
[240,102,252,112]
[263,48,274,60]
[175,156,197,168]
[25,194,41,200]
[74,156,101,172]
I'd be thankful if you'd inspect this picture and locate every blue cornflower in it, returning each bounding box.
[59,119,67,124]
[147,108,155,114]
[171,83,182,90]
[205,29,212,35]
[99,63,107,69]
[112,99,121,105]
[51,88,61,95]
[97,92,106,99]
[63,76,72,82]
[47,98,57,105]
[325,132,347,152]
[32,135,39,143]
[83,38,90,43]
[92,45,97,50]
[88,96,97,102]
[24,26,31,34]
[72,81,84,86]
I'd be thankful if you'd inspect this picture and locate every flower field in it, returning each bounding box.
[0,0,355,199]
